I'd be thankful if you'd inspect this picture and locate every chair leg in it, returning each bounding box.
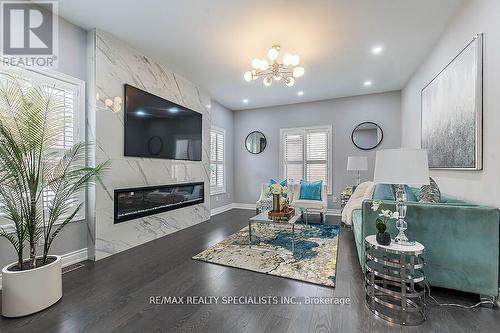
[256,208,260,215]
[320,212,324,223]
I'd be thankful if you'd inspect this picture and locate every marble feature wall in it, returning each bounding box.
[87,30,211,260]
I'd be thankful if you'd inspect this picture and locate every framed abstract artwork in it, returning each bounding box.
[421,33,483,170]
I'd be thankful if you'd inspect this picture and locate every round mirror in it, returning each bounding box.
[245,131,267,154]
[352,122,383,150]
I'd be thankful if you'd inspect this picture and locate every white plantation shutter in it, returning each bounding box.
[283,132,304,183]
[281,126,332,193]
[0,67,83,221]
[210,127,225,194]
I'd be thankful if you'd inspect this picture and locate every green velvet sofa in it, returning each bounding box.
[351,188,500,297]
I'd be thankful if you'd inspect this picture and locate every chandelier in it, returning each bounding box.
[244,45,305,87]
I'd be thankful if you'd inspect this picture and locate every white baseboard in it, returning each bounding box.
[232,203,257,210]
[0,248,88,290]
[210,203,235,216]
[326,208,341,216]
[210,203,255,217]
[210,204,341,217]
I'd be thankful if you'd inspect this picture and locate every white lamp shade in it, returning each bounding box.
[373,149,430,186]
[347,156,368,171]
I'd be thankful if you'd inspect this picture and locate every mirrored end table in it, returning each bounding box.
[364,235,426,326]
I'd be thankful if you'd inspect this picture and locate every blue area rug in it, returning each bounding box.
[193,223,340,287]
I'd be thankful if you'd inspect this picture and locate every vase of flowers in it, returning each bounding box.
[371,201,399,246]
[270,183,288,212]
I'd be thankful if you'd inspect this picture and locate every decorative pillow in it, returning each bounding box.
[268,179,287,197]
[299,180,322,200]
[418,177,441,203]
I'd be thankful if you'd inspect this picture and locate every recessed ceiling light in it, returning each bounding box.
[205,104,212,109]
[168,107,179,113]
[372,46,383,54]
[243,99,249,104]
[136,110,146,116]
[364,80,372,86]
[297,91,304,96]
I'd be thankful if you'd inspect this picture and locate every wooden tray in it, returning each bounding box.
[268,209,295,221]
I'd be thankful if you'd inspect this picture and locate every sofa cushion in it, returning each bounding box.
[373,184,418,201]
[391,185,418,202]
[373,184,395,200]
[299,180,322,200]
[292,199,324,210]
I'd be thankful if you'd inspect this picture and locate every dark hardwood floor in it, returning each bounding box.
[0,209,498,332]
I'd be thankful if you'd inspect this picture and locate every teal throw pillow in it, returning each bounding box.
[299,180,322,201]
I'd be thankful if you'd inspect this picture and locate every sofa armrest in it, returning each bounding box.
[360,199,500,296]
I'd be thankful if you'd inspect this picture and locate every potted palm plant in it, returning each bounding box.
[0,72,108,317]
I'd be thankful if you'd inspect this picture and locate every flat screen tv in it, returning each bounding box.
[124,84,202,161]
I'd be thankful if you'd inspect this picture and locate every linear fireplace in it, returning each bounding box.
[114,182,204,224]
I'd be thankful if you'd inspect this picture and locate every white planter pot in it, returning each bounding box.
[1,255,62,317]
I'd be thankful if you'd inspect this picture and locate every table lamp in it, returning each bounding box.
[347,156,368,185]
[373,149,429,245]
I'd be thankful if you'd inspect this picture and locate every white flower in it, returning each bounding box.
[391,211,400,219]
[271,183,282,195]
[379,210,392,218]
[371,201,381,211]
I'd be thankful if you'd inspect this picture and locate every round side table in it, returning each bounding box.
[364,235,426,326]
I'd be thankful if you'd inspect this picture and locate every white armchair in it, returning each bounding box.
[290,183,328,223]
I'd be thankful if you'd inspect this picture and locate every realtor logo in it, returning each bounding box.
[1,0,58,68]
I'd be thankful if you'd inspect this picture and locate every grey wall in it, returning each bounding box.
[0,15,88,270]
[233,91,402,208]
[210,101,235,209]
[401,0,500,207]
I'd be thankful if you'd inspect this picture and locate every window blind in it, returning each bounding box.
[0,68,82,220]
[210,128,225,194]
[281,126,331,192]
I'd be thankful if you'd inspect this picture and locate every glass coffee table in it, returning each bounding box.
[248,210,301,254]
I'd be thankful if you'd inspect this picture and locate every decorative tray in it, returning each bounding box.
[268,209,296,221]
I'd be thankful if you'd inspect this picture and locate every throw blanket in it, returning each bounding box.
[341,181,375,225]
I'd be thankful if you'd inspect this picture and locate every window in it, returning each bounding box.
[280,126,332,193]
[0,67,84,224]
[210,127,225,195]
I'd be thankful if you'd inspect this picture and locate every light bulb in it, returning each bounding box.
[105,98,113,107]
[267,47,279,61]
[263,77,272,87]
[251,70,258,80]
[291,55,300,66]
[251,58,261,69]
[259,59,269,71]
[96,93,100,101]
[292,66,305,78]
[282,53,293,66]
[273,74,282,81]
[285,77,295,87]
[244,71,253,82]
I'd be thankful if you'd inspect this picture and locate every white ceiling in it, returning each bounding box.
[58,0,465,110]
